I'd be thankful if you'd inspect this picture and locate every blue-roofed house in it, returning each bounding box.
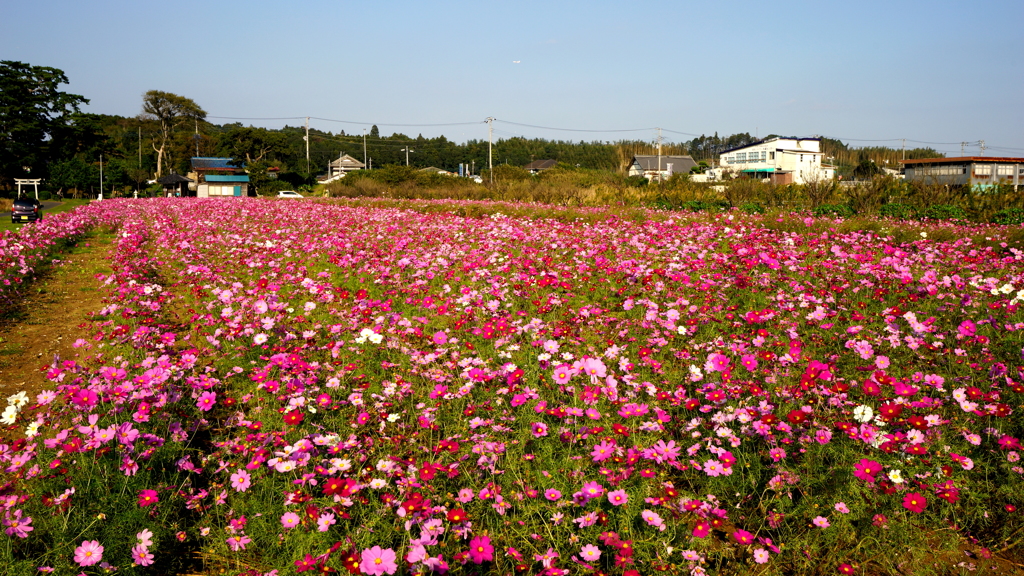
[191,157,250,198]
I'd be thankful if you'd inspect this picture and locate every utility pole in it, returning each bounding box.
[362,128,367,168]
[657,127,664,182]
[979,140,986,156]
[486,117,495,184]
[401,147,414,166]
[961,142,967,156]
[901,138,906,161]
[194,120,199,156]
[305,117,310,177]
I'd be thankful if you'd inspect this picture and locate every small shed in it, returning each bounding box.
[525,159,557,174]
[157,173,195,197]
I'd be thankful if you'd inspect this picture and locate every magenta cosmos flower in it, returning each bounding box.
[74,540,104,567]
[902,492,928,513]
[468,535,494,564]
[853,458,882,482]
[138,489,159,507]
[360,546,398,575]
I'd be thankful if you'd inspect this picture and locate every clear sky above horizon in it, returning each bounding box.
[3,0,1022,156]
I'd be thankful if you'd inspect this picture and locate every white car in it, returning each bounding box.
[277,190,303,198]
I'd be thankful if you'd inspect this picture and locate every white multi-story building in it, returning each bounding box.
[718,137,833,184]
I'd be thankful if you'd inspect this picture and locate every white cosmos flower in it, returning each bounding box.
[853,405,874,423]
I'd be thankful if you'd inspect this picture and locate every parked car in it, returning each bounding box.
[11,197,42,223]
[277,190,303,198]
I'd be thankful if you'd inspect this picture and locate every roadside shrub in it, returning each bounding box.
[482,164,531,183]
[879,203,915,220]
[624,175,648,187]
[813,204,855,218]
[739,202,766,214]
[992,207,1024,225]
[918,204,969,221]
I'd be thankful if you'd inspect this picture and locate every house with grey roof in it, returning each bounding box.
[628,155,697,181]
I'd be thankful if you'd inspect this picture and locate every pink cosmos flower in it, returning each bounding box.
[281,512,301,530]
[579,544,601,562]
[544,489,562,501]
[3,509,33,538]
[317,512,336,532]
[468,535,494,564]
[360,546,398,575]
[74,540,104,567]
[132,544,154,566]
[703,459,724,477]
[649,439,680,463]
[531,422,548,438]
[707,353,730,372]
[137,529,154,547]
[607,489,628,506]
[641,510,666,531]
[196,391,217,412]
[835,502,850,514]
[581,481,604,500]
[552,364,573,385]
[754,548,770,564]
[226,534,250,551]
[591,439,616,462]
[813,516,830,528]
[230,469,251,492]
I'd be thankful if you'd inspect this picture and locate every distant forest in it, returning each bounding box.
[7,111,943,196]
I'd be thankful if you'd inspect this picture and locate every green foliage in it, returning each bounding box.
[47,157,97,195]
[739,202,766,214]
[879,203,916,220]
[624,175,648,187]
[813,204,855,218]
[0,61,88,187]
[483,163,531,183]
[917,204,969,221]
[991,208,1024,225]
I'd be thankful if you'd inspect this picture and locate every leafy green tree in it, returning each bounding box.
[220,126,287,194]
[221,126,286,165]
[47,157,97,197]
[0,61,87,188]
[140,90,205,177]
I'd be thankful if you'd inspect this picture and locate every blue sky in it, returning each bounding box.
[4,0,1023,156]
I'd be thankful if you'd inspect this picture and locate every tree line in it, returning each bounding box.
[1,60,946,197]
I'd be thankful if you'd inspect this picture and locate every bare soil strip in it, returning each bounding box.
[0,233,112,401]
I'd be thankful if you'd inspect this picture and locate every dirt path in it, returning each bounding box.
[0,233,113,400]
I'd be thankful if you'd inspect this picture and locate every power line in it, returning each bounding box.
[496,119,656,133]
[311,116,482,128]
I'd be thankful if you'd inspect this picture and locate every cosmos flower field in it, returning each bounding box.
[1,198,1023,575]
